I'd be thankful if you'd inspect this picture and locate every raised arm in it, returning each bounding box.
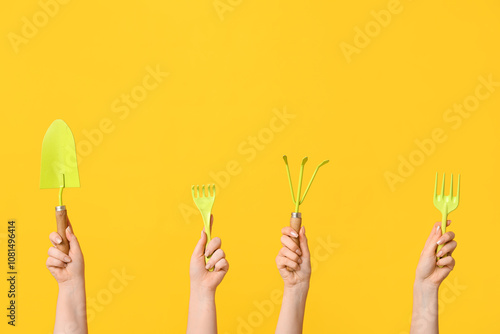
[275,226,311,334]
[410,220,457,334]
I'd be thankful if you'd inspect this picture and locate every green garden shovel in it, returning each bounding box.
[40,120,80,255]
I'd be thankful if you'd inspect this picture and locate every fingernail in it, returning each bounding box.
[55,237,62,244]
[437,251,443,257]
[296,249,302,256]
[437,225,440,232]
[437,239,443,245]
[64,256,72,262]
[205,263,211,270]
[66,226,72,234]
[298,258,302,264]
[201,230,204,237]
[291,231,298,238]
[302,226,306,234]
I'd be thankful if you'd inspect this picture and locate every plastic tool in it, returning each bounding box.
[40,120,80,255]
[433,173,460,263]
[192,184,216,268]
[283,156,329,249]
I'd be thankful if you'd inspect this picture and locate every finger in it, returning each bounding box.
[279,247,301,264]
[281,226,299,239]
[48,247,72,263]
[281,235,301,256]
[65,225,82,255]
[275,255,300,271]
[437,231,455,247]
[299,226,310,259]
[192,230,208,258]
[205,237,221,257]
[423,221,449,256]
[206,248,225,270]
[214,258,229,272]
[46,257,67,268]
[436,255,455,269]
[436,240,457,258]
[49,232,63,247]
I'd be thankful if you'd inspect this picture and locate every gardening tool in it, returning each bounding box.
[433,173,460,264]
[283,156,328,272]
[40,120,80,255]
[192,184,216,269]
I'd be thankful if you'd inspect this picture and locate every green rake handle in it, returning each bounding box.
[437,212,448,265]
[202,212,213,271]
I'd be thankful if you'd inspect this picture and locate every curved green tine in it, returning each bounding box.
[300,160,329,204]
[295,157,308,212]
[283,155,296,205]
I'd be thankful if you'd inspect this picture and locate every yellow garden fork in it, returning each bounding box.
[434,173,460,263]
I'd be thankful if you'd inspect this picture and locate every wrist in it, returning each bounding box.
[413,279,439,294]
[284,282,310,295]
[190,284,216,302]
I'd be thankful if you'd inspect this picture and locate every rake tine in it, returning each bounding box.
[283,156,296,205]
[441,173,445,198]
[300,160,329,203]
[191,185,195,198]
[196,185,200,197]
[450,174,454,199]
[295,157,308,212]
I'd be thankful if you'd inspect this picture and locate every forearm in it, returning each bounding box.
[276,284,309,334]
[187,286,217,334]
[410,282,439,334]
[55,279,88,334]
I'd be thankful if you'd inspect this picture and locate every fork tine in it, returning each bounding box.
[203,184,207,197]
[212,184,216,197]
[434,172,438,198]
[196,185,200,197]
[441,173,445,197]
[450,173,454,198]
[191,185,195,198]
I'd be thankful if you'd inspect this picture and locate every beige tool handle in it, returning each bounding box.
[55,206,70,255]
[286,213,302,272]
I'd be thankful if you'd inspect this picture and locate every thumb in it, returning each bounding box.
[299,226,310,260]
[65,223,82,256]
[192,229,207,258]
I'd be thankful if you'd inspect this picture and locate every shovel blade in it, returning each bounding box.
[40,119,80,189]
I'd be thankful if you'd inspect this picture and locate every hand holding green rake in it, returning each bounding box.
[192,184,216,270]
[433,173,460,264]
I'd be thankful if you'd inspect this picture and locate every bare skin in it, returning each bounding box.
[46,219,88,334]
[275,226,311,334]
[410,220,457,334]
[187,215,229,334]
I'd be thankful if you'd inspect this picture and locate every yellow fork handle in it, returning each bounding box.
[202,212,213,271]
[436,213,448,266]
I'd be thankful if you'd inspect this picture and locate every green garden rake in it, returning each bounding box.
[434,173,460,264]
[283,156,329,247]
[192,184,216,270]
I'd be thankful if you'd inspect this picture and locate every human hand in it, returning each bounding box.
[46,220,85,287]
[276,226,311,290]
[415,220,457,288]
[189,215,229,294]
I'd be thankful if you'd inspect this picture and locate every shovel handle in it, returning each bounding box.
[286,213,302,272]
[55,206,70,255]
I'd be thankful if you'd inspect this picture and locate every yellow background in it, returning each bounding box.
[1,0,499,333]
